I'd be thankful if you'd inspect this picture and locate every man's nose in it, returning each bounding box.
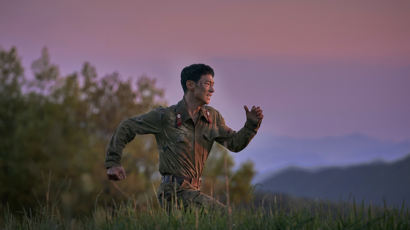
[209,85,215,93]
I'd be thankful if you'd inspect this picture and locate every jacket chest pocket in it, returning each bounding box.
[167,126,188,143]
[203,129,218,142]
[176,133,187,143]
[203,133,212,142]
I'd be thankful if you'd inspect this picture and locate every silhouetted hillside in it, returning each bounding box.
[235,133,410,182]
[260,154,410,207]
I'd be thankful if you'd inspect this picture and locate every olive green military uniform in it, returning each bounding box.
[105,99,260,209]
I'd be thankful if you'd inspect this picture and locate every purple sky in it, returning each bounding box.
[1,0,410,172]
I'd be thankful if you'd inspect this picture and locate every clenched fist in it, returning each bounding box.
[244,105,264,125]
[107,166,126,181]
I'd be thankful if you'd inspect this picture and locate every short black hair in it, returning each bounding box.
[181,64,214,93]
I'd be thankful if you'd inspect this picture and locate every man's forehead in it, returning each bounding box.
[200,74,214,82]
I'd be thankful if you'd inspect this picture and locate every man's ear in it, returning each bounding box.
[186,80,195,91]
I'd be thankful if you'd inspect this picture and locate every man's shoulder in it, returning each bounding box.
[151,103,176,111]
[163,104,177,113]
[203,105,223,122]
[204,105,219,114]
[151,104,221,116]
[151,104,177,118]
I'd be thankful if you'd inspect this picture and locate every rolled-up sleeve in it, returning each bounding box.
[214,110,261,153]
[105,108,163,168]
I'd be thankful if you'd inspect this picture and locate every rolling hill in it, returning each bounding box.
[259,154,410,207]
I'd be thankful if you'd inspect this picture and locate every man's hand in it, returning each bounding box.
[107,166,126,181]
[244,105,264,124]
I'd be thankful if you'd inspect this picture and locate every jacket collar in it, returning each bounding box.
[175,98,210,123]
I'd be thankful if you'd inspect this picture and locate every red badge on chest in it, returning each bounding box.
[206,110,212,124]
[176,113,182,127]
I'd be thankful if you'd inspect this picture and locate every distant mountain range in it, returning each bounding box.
[258,154,410,207]
[232,133,410,182]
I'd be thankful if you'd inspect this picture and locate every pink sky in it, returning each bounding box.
[1,0,410,142]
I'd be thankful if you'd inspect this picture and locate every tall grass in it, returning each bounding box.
[1,194,409,230]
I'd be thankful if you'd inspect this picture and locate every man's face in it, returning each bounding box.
[193,74,214,105]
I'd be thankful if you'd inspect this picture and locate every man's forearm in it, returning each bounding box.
[104,108,163,168]
[104,119,138,168]
[216,119,260,153]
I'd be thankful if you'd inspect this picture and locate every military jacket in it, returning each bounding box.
[105,99,261,179]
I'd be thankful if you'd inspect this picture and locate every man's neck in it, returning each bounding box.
[183,94,203,118]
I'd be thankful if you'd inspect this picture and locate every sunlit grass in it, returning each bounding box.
[1,195,409,230]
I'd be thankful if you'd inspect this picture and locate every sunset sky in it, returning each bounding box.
[1,0,409,174]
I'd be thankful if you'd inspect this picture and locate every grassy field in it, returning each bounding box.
[1,194,409,230]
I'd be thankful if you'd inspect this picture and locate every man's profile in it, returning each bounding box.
[105,64,263,209]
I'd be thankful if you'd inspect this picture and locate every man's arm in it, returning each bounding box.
[214,105,263,152]
[105,107,164,170]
